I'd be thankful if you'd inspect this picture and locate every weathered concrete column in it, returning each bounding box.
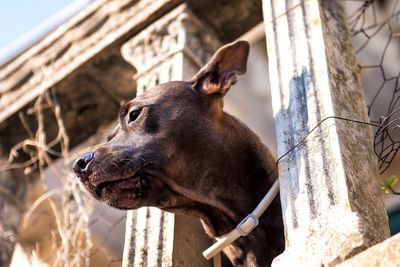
[120,4,219,267]
[262,0,390,266]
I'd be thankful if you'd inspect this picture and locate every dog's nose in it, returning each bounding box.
[73,152,94,174]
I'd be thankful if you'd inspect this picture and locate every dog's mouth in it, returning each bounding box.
[94,172,149,200]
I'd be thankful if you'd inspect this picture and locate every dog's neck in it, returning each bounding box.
[162,113,284,266]
[200,114,284,266]
[206,160,283,266]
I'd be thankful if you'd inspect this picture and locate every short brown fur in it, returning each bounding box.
[74,41,284,266]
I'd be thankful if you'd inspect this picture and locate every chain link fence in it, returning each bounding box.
[346,0,400,173]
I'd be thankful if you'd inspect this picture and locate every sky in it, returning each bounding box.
[0,1,72,49]
[0,0,91,64]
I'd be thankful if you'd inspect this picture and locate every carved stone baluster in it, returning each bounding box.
[121,4,220,267]
[262,0,390,266]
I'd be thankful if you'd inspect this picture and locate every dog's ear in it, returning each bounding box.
[190,40,249,96]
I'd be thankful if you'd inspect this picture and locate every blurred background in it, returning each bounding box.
[0,0,400,266]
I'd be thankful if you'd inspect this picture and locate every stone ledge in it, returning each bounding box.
[0,0,181,124]
[337,233,400,267]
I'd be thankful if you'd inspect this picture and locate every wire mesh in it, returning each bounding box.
[346,0,400,173]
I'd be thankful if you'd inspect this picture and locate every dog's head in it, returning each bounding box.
[73,41,251,227]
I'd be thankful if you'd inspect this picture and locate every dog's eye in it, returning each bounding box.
[128,109,142,124]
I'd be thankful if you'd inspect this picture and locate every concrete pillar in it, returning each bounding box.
[262,0,390,266]
[120,4,220,267]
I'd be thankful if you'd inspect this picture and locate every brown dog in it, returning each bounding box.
[73,41,284,266]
